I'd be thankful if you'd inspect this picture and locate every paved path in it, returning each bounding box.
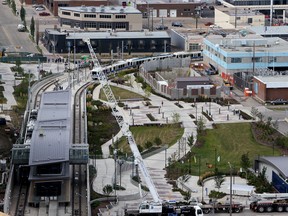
[91,74,259,215]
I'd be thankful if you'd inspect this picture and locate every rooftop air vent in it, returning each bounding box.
[91,7,96,12]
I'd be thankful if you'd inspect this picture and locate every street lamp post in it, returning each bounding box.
[228,162,233,216]
[118,159,125,189]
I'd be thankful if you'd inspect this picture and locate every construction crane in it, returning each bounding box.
[83,38,162,213]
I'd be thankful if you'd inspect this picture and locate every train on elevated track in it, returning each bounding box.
[91,51,203,80]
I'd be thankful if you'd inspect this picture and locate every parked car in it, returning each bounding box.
[2,1,8,5]
[35,6,45,11]
[39,12,50,16]
[32,4,42,8]
[269,98,287,105]
[17,24,25,32]
[172,22,183,27]
[156,25,168,30]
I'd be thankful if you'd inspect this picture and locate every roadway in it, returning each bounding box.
[0,2,38,53]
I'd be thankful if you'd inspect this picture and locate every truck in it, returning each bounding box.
[124,201,203,216]
[250,198,288,213]
[201,202,244,214]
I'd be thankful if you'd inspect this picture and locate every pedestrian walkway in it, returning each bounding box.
[91,74,258,215]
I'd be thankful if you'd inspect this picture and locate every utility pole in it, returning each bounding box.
[228,162,233,216]
[234,7,237,29]
[270,0,273,26]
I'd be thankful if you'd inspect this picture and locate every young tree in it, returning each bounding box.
[144,141,153,149]
[196,117,206,135]
[154,137,162,146]
[187,133,194,150]
[171,112,180,124]
[11,0,16,14]
[23,19,27,31]
[144,85,152,98]
[20,5,26,22]
[240,153,251,170]
[103,184,113,196]
[30,16,35,39]
[214,174,225,191]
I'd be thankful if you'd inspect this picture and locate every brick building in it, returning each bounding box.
[253,76,288,102]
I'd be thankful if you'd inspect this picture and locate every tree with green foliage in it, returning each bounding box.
[196,117,205,135]
[171,112,180,124]
[20,5,25,22]
[6,0,11,6]
[183,191,191,201]
[144,141,153,149]
[103,184,113,196]
[187,133,194,150]
[144,85,152,98]
[154,137,162,146]
[214,174,225,191]
[240,153,251,170]
[15,59,21,69]
[30,16,35,39]
[23,20,27,31]
[11,0,16,14]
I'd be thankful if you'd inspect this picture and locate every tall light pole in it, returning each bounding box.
[118,159,124,189]
[228,162,233,216]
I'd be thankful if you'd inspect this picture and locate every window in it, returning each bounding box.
[252,57,262,62]
[62,11,71,16]
[74,13,80,17]
[268,56,277,63]
[223,56,227,62]
[100,14,112,19]
[184,8,191,12]
[231,58,242,63]
[116,14,126,19]
[99,22,112,28]
[189,43,201,51]
[115,22,126,29]
[84,22,97,28]
[248,18,253,24]
[62,20,71,25]
[84,14,96,18]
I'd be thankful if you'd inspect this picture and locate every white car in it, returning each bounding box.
[35,7,45,11]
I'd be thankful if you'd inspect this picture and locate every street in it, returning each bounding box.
[0,2,38,53]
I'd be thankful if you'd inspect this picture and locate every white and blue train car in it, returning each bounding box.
[91,51,203,80]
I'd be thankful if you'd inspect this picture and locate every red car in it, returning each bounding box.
[39,12,50,16]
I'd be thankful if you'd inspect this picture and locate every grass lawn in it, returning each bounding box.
[117,125,184,154]
[99,86,145,101]
[189,123,281,176]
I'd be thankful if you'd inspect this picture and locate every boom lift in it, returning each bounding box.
[83,38,162,213]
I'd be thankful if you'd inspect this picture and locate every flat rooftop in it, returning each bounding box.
[46,29,170,39]
[29,90,71,166]
[247,26,288,36]
[59,5,141,14]
[254,76,288,88]
[205,34,288,53]
[216,6,264,16]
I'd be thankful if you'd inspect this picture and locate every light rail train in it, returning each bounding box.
[91,51,203,80]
